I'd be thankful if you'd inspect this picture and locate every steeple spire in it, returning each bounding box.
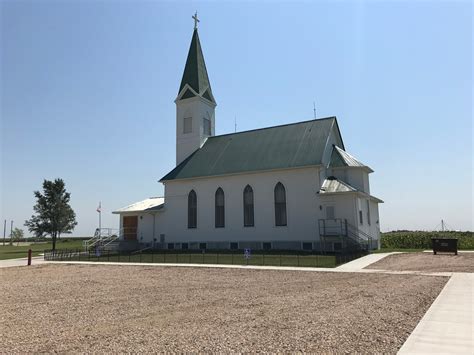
[177,19,215,104]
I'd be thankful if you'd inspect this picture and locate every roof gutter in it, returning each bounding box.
[160,164,324,183]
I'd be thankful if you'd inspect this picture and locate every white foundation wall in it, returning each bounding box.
[160,167,325,245]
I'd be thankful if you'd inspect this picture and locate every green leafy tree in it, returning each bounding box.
[11,228,24,246]
[25,179,77,250]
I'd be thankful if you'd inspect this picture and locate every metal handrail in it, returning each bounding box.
[84,227,123,251]
[318,218,374,251]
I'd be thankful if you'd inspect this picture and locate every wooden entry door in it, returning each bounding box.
[123,216,138,240]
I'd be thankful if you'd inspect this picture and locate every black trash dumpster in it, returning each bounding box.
[431,238,458,255]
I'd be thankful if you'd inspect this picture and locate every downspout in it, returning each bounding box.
[153,212,156,248]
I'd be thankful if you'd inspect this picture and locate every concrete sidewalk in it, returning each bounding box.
[398,272,473,354]
[335,252,399,271]
[0,256,46,268]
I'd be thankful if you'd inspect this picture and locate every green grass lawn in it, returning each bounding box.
[0,239,85,260]
[64,251,338,268]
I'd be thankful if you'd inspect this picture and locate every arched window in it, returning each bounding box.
[215,188,225,228]
[243,185,254,227]
[274,182,287,226]
[188,190,197,228]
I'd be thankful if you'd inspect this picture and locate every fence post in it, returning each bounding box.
[128,253,131,262]
[151,250,154,263]
[231,251,234,265]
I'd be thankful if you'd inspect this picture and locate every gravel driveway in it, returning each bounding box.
[366,252,474,273]
[0,264,447,353]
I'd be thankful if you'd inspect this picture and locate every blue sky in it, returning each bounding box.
[1,0,472,236]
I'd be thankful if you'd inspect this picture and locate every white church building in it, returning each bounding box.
[113,21,383,252]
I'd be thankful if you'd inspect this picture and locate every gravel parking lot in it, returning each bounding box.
[0,264,446,353]
[366,252,474,273]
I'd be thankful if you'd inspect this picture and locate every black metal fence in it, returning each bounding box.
[44,249,367,268]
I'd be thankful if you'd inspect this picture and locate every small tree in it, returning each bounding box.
[25,179,77,250]
[11,228,24,246]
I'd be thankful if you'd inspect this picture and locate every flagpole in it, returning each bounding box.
[99,202,102,232]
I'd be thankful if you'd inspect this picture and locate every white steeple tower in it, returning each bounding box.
[175,14,216,166]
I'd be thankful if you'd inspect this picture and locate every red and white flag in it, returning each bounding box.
[96,202,101,213]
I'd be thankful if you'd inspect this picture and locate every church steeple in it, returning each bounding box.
[175,15,217,166]
[177,26,216,104]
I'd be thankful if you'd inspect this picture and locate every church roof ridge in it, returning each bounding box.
[210,116,338,139]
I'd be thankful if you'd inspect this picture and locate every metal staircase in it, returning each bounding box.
[83,228,120,252]
[318,219,375,252]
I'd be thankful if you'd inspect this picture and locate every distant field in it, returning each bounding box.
[381,231,474,249]
[0,239,84,260]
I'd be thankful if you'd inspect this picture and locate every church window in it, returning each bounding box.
[274,182,287,226]
[188,190,197,228]
[183,117,192,134]
[215,187,225,228]
[243,185,254,227]
[203,117,211,135]
[359,210,363,225]
[367,200,371,225]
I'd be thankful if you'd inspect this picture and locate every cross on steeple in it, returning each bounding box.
[192,12,200,30]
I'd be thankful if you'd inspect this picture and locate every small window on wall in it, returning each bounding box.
[359,210,363,225]
[203,117,211,135]
[183,117,192,134]
[367,200,371,225]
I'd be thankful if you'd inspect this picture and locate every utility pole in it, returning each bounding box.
[3,220,5,246]
[441,219,445,232]
[313,101,317,119]
[9,220,13,246]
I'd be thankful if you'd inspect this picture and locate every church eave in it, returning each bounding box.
[160,163,323,183]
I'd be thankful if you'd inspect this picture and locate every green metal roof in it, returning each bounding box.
[329,145,372,171]
[161,117,344,181]
[319,176,357,194]
[178,29,215,103]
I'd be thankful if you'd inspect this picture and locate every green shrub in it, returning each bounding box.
[381,231,474,250]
